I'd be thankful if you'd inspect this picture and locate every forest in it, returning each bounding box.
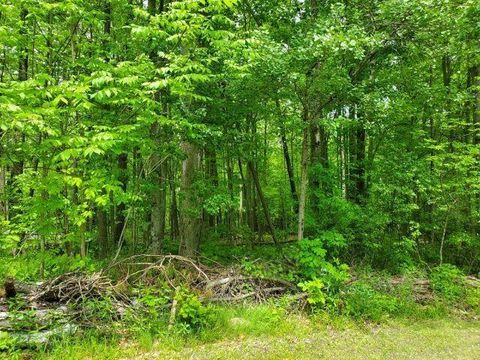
[0,0,480,358]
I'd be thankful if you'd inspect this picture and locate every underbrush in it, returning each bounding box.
[11,304,301,360]
[0,251,104,283]
[7,292,476,360]
[1,240,479,358]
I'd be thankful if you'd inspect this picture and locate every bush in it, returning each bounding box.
[124,284,174,337]
[344,282,399,322]
[429,264,480,314]
[430,264,465,303]
[298,279,326,306]
[0,331,16,352]
[290,237,350,309]
[174,288,214,332]
[465,287,480,314]
[291,236,349,282]
[82,298,117,323]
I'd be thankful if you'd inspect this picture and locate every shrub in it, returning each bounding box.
[344,282,399,322]
[291,236,349,283]
[466,287,480,314]
[174,288,213,332]
[298,279,326,306]
[430,264,465,303]
[81,298,117,323]
[290,237,350,309]
[0,331,16,352]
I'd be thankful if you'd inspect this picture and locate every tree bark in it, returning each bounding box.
[103,1,111,38]
[18,8,29,82]
[225,153,234,230]
[97,210,108,258]
[151,158,167,253]
[247,161,278,245]
[238,158,249,227]
[206,147,219,228]
[280,123,298,212]
[309,121,329,214]
[147,0,156,15]
[178,141,202,258]
[113,153,128,245]
[170,175,179,241]
[355,123,366,202]
[298,107,309,240]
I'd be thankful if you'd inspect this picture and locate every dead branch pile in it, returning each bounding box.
[109,255,297,303]
[30,271,130,306]
[202,276,296,302]
[112,255,211,288]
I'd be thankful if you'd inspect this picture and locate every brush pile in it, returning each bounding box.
[113,254,211,288]
[111,255,297,303]
[30,271,129,306]
[203,275,296,302]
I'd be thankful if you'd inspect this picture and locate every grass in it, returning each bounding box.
[3,305,477,360]
[140,319,480,360]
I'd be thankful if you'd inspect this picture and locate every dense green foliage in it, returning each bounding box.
[1,0,480,277]
[2,2,480,358]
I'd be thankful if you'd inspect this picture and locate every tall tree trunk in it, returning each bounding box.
[178,142,202,257]
[103,1,111,39]
[147,0,170,253]
[170,176,179,241]
[148,101,167,253]
[225,153,234,230]
[79,221,87,258]
[298,106,309,240]
[63,186,72,256]
[241,157,256,232]
[442,55,454,151]
[206,147,219,228]
[470,66,480,145]
[147,0,156,14]
[106,0,127,247]
[309,121,329,214]
[247,161,278,245]
[18,8,29,82]
[347,105,367,204]
[238,158,249,228]
[97,210,109,258]
[347,109,357,202]
[151,158,167,253]
[355,123,366,202]
[280,122,298,212]
[113,153,128,245]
